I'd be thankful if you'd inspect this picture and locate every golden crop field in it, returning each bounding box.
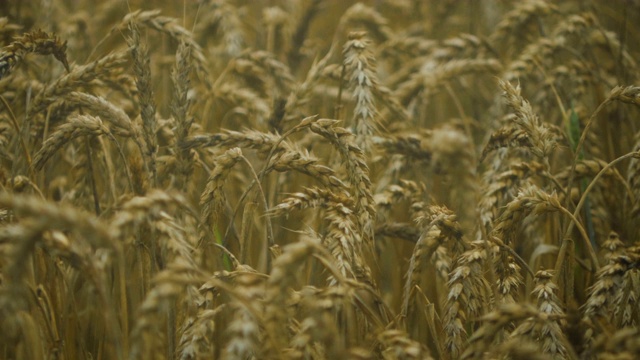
[0,0,639,359]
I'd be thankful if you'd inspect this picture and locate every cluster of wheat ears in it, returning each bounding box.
[0,0,639,359]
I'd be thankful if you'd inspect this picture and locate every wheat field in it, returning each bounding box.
[0,0,639,359]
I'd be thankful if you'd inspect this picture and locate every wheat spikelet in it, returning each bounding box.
[213,83,271,123]
[287,0,323,71]
[110,190,196,303]
[494,253,523,305]
[129,262,206,360]
[582,252,640,349]
[479,161,547,229]
[119,9,210,84]
[310,119,375,247]
[289,286,349,359]
[490,249,522,340]
[402,205,464,335]
[0,193,118,356]
[396,58,502,107]
[227,57,269,97]
[5,175,41,195]
[606,237,640,329]
[377,329,432,360]
[592,327,640,359]
[556,159,621,184]
[567,88,640,200]
[461,303,562,359]
[492,184,562,246]
[609,86,640,107]
[373,83,411,123]
[439,34,486,58]
[200,147,243,239]
[601,231,626,262]
[132,209,202,357]
[443,241,490,358]
[195,0,244,58]
[375,133,432,163]
[228,51,295,104]
[323,201,365,282]
[343,31,378,152]
[262,240,321,357]
[0,28,69,79]
[269,187,364,281]
[495,338,550,360]
[128,23,158,188]
[339,3,394,42]
[0,17,21,39]
[111,190,193,237]
[375,222,419,243]
[28,50,127,117]
[0,290,45,359]
[32,114,112,171]
[614,272,639,329]
[489,0,557,50]
[504,13,596,82]
[498,79,557,162]
[379,36,436,60]
[152,211,198,267]
[481,123,534,161]
[242,51,295,95]
[428,124,479,231]
[374,180,425,220]
[269,148,346,189]
[183,129,280,152]
[284,46,336,123]
[383,34,486,91]
[269,187,352,217]
[222,271,265,360]
[63,92,133,136]
[64,139,93,208]
[490,183,601,280]
[586,27,638,76]
[429,245,451,283]
[171,41,194,190]
[0,119,12,160]
[510,270,574,359]
[0,192,114,275]
[177,304,227,359]
[625,128,640,240]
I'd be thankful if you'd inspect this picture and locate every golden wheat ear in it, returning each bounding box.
[0,29,70,79]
